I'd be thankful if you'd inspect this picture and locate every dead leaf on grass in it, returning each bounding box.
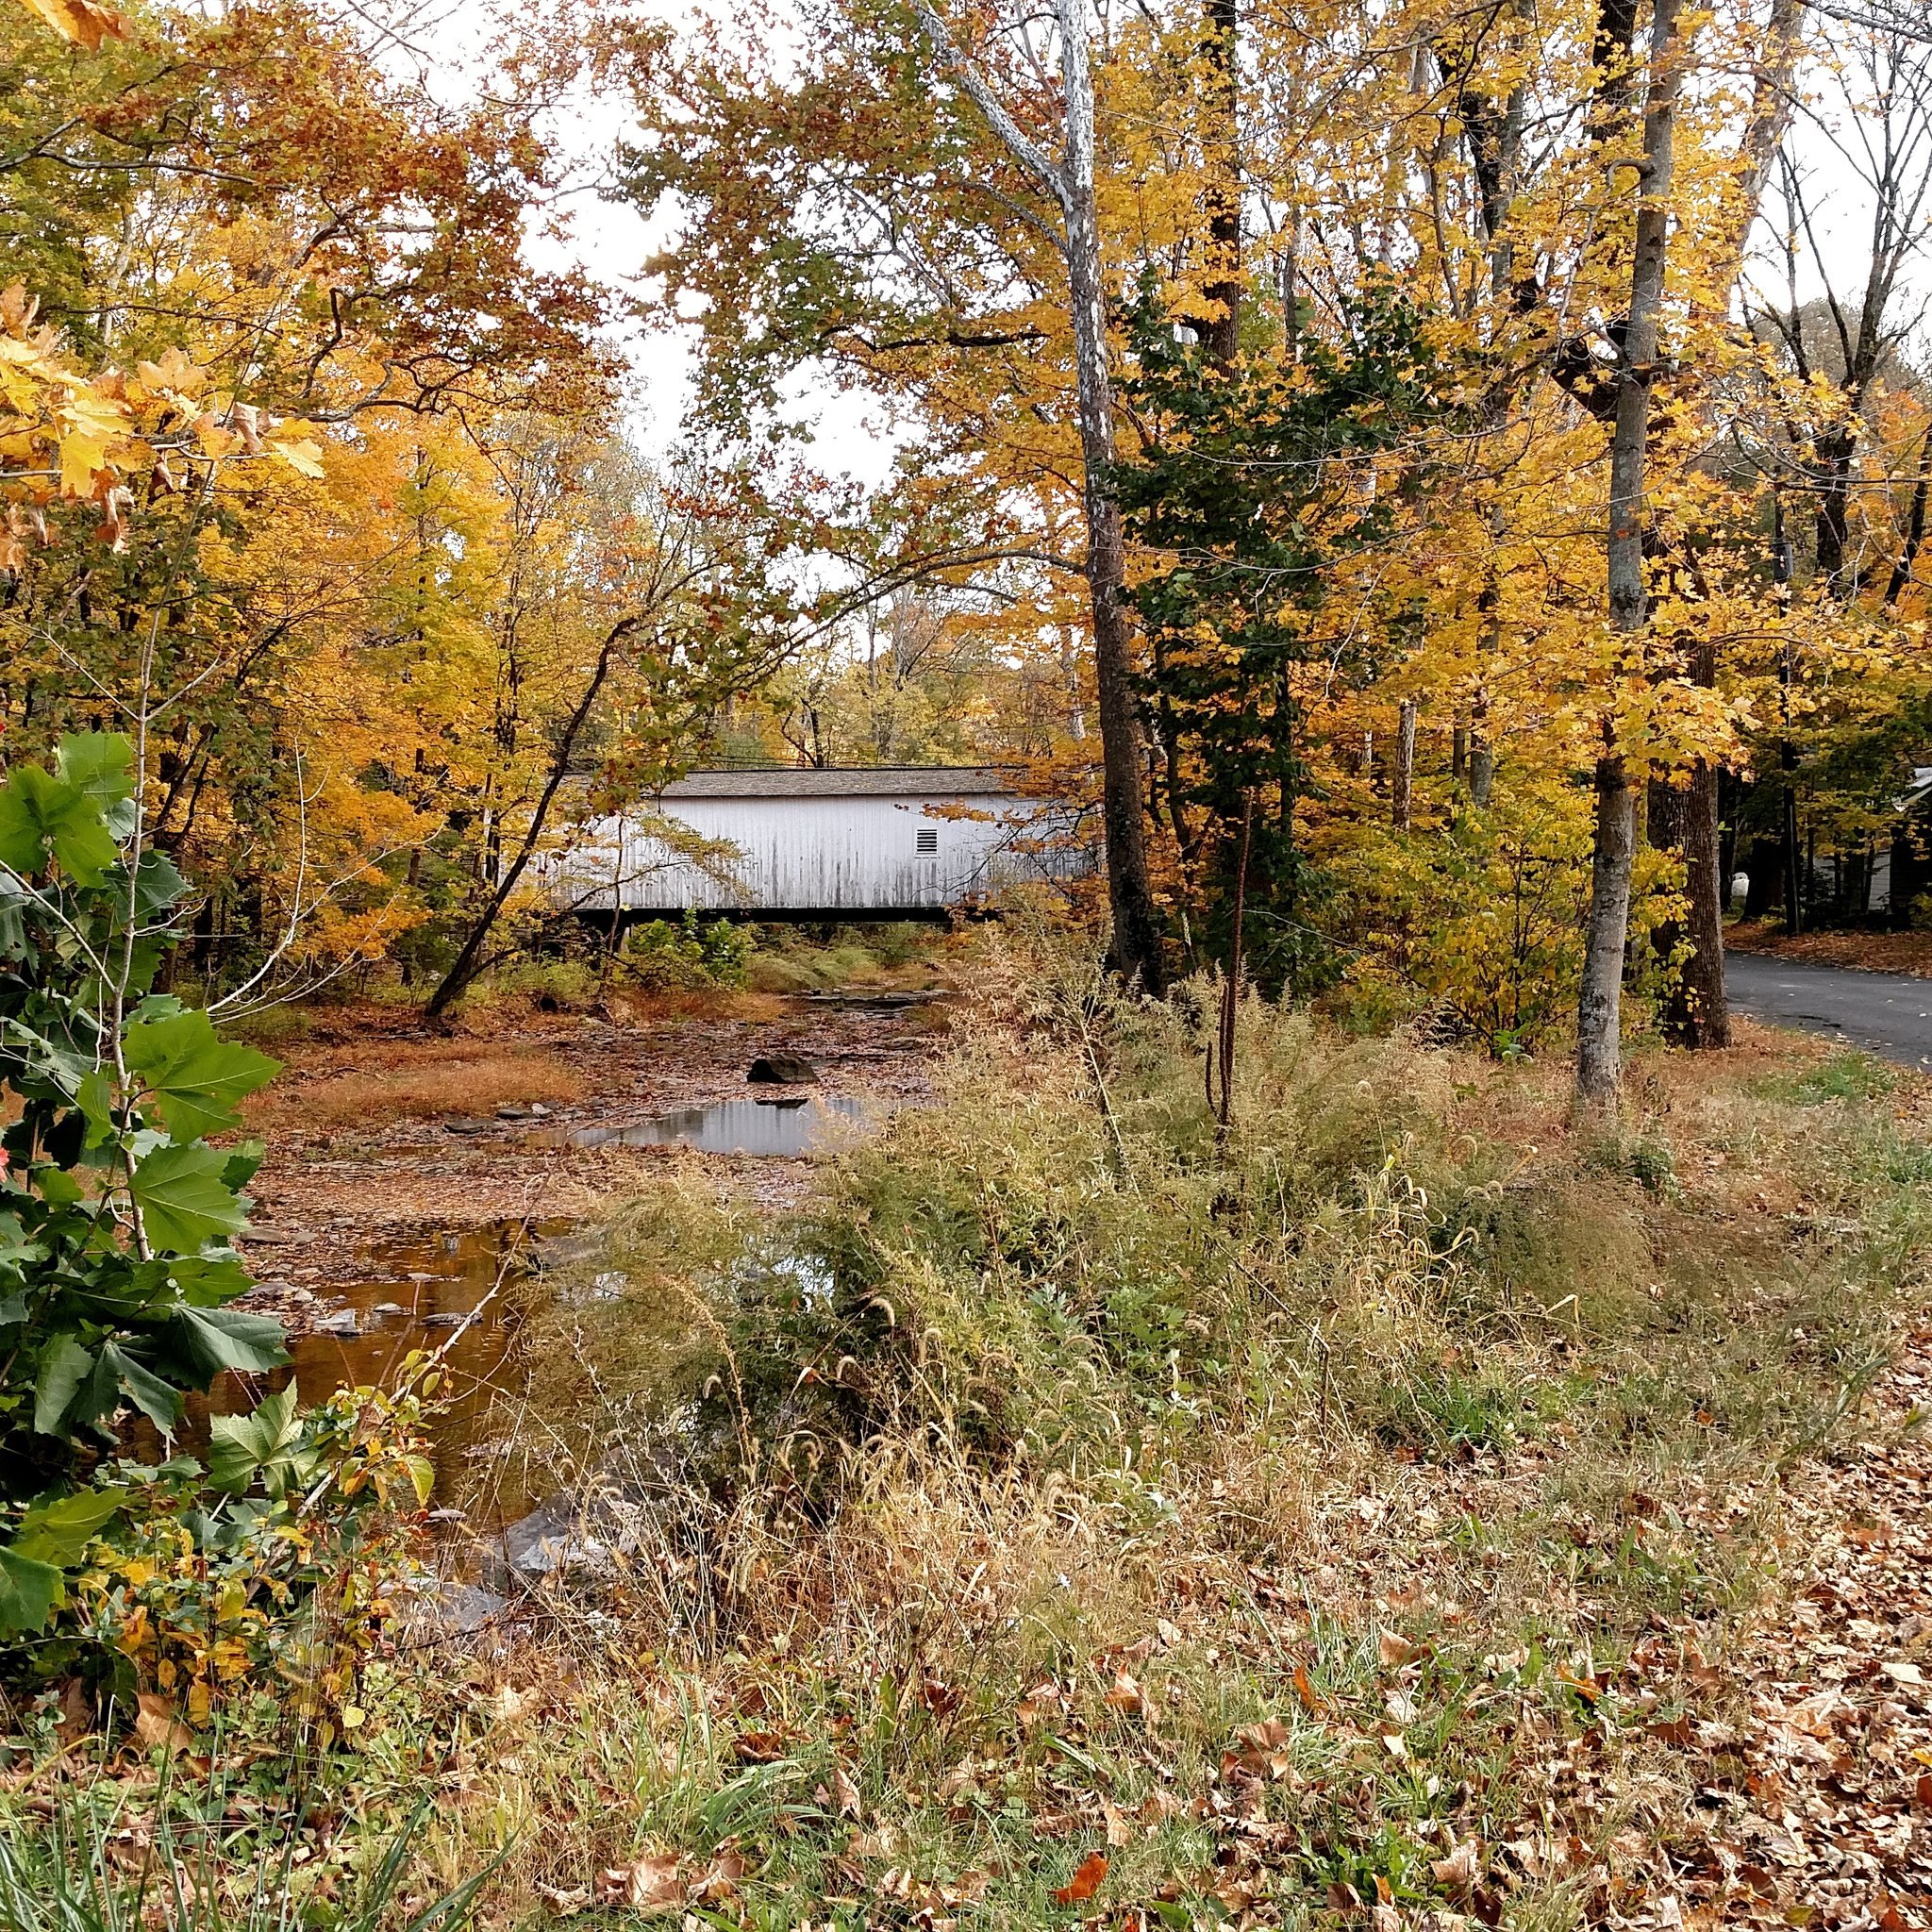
[694,1843,747,1903]
[1104,1669,1145,1717]
[1377,1630,1418,1667]
[1052,1852,1108,1905]
[134,1694,192,1757]
[831,1763,862,1817]
[595,1854,684,1912]
[732,1729,791,1763]
[1431,1838,1481,1890]
[1101,1797,1133,1847]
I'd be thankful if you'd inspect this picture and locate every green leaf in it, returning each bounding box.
[33,1334,93,1435]
[0,1544,64,1636]
[0,764,119,885]
[100,1342,182,1435]
[55,733,134,809]
[168,1304,288,1379]
[132,848,187,918]
[76,1065,114,1145]
[0,765,119,884]
[124,1010,279,1141]
[129,1253,252,1307]
[129,1142,245,1253]
[221,1142,264,1191]
[13,1487,127,1565]
[208,1383,301,1495]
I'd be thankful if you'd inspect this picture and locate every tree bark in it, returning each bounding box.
[1392,698,1417,829]
[1662,0,1807,1046]
[1576,0,1683,1109]
[1059,3,1163,990]
[914,0,1164,991]
[1578,753,1638,1103]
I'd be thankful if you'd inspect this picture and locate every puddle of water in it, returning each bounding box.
[169,1223,551,1532]
[572,1093,873,1157]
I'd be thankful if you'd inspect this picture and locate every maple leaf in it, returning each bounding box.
[1051,1852,1108,1905]
[13,0,129,49]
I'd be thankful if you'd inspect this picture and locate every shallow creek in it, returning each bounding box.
[221,1090,886,1534]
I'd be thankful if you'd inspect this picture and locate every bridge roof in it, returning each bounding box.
[658,766,1017,801]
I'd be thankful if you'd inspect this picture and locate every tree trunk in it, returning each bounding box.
[1392,698,1417,829]
[1577,752,1637,1105]
[1657,763,1729,1046]
[913,0,1163,991]
[1576,0,1683,1109]
[1885,420,1932,608]
[1059,3,1162,990]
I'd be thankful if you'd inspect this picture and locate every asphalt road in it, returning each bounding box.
[1724,950,1932,1072]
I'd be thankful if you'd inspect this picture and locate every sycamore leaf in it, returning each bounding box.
[12,1486,126,1565]
[208,1382,301,1494]
[0,1544,64,1636]
[124,1008,279,1140]
[12,0,130,49]
[55,732,133,808]
[33,1333,93,1435]
[100,1341,181,1435]
[129,1141,245,1252]
[0,763,118,884]
[168,1304,288,1380]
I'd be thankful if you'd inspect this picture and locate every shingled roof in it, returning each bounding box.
[656,766,1017,800]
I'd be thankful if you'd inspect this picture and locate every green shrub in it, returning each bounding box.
[0,734,290,1634]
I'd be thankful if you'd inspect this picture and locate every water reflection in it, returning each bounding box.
[183,1223,547,1529]
[572,1093,873,1156]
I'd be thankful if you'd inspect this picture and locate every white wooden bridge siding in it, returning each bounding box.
[549,770,1076,916]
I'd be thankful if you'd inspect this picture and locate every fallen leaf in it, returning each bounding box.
[1052,1852,1108,1905]
[595,1856,684,1912]
[694,1844,747,1904]
[1017,1680,1060,1729]
[1431,1838,1481,1890]
[920,1678,964,1719]
[1377,1630,1418,1667]
[1101,1797,1133,1847]
[832,1763,862,1818]
[732,1729,790,1762]
[134,1693,192,1756]
[1292,1662,1325,1712]
[1104,1669,1145,1716]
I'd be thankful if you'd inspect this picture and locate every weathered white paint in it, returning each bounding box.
[545,768,1085,916]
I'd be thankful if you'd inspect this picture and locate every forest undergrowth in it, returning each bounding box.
[5,933,1928,1932]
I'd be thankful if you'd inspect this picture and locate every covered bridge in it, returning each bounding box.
[545,766,1087,922]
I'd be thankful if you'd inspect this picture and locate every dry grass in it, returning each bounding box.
[249,1046,586,1130]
